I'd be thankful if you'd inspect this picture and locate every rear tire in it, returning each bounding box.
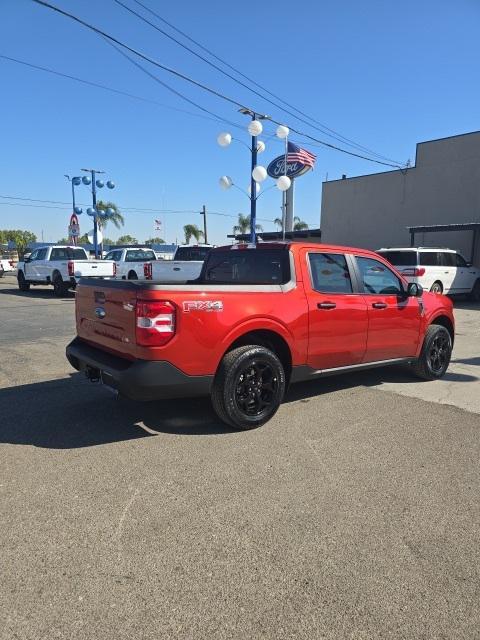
[430,281,443,294]
[53,273,68,297]
[411,324,452,380]
[469,279,480,302]
[211,345,285,430]
[17,271,30,291]
[127,271,138,280]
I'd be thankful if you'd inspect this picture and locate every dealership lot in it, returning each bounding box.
[1,274,479,639]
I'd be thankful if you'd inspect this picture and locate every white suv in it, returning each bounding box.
[377,247,480,300]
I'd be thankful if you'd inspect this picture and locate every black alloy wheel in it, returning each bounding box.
[18,271,30,291]
[411,324,452,380]
[211,345,286,430]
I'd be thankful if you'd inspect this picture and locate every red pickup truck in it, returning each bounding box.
[67,242,455,429]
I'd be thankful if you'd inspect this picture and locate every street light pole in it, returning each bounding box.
[201,204,208,244]
[82,168,105,258]
[249,115,258,245]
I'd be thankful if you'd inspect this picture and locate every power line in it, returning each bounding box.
[29,0,404,168]
[0,54,241,130]
[126,0,402,164]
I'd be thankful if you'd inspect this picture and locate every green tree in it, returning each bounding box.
[233,213,263,236]
[116,235,138,245]
[0,229,37,257]
[145,236,165,245]
[183,224,204,244]
[96,201,125,231]
[273,216,309,231]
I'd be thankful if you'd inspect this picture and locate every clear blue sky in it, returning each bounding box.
[0,0,479,245]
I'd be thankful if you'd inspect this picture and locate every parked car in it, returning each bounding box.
[377,247,480,300]
[103,247,157,280]
[16,245,115,296]
[0,258,15,278]
[143,244,213,282]
[67,242,454,430]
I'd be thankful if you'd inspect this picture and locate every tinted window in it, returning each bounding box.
[202,249,289,284]
[378,250,417,266]
[441,252,456,267]
[309,253,352,293]
[125,249,156,262]
[419,252,441,266]
[455,253,467,267]
[37,248,48,260]
[175,247,211,261]
[50,248,87,261]
[357,257,403,295]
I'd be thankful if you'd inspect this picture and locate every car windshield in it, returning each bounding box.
[377,250,417,266]
[201,249,290,284]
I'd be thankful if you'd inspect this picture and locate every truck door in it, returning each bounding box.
[353,255,422,361]
[302,250,368,369]
[24,249,41,280]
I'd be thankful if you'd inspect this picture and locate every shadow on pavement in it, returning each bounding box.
[0,287,74,300]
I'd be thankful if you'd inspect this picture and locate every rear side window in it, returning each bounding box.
[419,252,441,266]
[202,249,290,284]
[378,251,417,266]
[309,253,352,293]
[356,257,403,295]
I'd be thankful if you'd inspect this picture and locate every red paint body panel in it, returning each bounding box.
[74,242,455,377]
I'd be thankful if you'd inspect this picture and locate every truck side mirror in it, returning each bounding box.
[407,282,423,297]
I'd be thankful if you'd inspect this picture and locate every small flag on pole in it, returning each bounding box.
[154,219,162,231]
[286,142,316,169]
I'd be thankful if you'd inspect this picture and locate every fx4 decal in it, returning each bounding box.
[183,300,223,312]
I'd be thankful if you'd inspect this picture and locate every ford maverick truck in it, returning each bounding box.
[67,242,455,429]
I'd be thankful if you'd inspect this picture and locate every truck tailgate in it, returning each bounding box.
[76,280,138,358]
[73,260,115,277]
[149,260,203,282]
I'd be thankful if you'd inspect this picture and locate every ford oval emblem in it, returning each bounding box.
[266,155,311,179]
[95,307,106,319]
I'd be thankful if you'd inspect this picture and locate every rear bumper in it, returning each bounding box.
[66,337,213,401]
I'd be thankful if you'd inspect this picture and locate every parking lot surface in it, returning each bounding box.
[1,274,479,640]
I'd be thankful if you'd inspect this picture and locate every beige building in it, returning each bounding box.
[320,131,480,265]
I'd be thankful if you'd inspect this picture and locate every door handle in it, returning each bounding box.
[372,302,387,309]
[173,267,181,271]
[317,302,336,310]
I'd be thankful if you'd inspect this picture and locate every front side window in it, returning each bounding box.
[309,253,353,294]
[441,252,456,267]
[104,251,115,261]
[29,250,39,261]
[356,257,403,295]
[36,248,47,260]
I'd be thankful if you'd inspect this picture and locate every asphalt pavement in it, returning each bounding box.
[1,273,479,640]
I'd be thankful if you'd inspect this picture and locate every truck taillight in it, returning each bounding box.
[144,262,152,280]
[136,300,175,346]
[68,261,75,276]
[113,262,117,277]
[402,267,426,277]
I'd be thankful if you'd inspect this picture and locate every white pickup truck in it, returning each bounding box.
[103,246,157,280]
[17,245,115,296]
[144,244,213,282]
[0,257,15,278]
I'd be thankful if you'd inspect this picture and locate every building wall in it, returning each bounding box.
[320,131,480,264]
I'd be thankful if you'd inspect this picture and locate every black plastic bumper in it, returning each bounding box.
[66,337,213,401]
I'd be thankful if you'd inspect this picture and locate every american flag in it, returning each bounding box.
[286,141,316,168]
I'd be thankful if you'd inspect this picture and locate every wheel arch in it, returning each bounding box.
[430,314,454,345]
[223,329,293,383]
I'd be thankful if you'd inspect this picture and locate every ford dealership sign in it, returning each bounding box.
[267,156,311,179]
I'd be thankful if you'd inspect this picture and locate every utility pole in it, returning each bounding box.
[200,204,208,244]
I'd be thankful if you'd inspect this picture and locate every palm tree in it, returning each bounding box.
[96,200,125,230]
[183,224,204,244]
[233,213,263,236]
[273,216,309,231]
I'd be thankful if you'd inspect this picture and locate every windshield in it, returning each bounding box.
[377,250,417,266]
[201,249,290,284]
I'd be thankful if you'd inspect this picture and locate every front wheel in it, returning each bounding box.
[17,271,30,291]
[411,324,452,380]
[211,345,286,430]
[469,279,480,303]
